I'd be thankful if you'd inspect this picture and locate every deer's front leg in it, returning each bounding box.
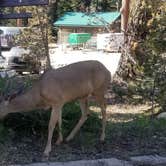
[44,105,62,157]
[100,102,107,141]
[66,98,88,142]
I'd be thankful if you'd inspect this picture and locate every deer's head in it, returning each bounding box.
[0,77,25,120]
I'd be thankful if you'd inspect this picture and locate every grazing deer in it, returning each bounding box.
[0,60,111,157]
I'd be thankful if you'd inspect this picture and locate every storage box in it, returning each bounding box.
[68,33,91,45]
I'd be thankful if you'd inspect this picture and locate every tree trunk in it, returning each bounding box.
[36,8,51,69]
[120,0,130,32]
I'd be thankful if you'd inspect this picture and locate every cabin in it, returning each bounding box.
[54,12,121,44]
[50,11,122,74]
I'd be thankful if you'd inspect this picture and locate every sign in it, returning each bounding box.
[0,13,32,19]
[97,33,124,52]
[0,27,23,35]
[0,0,48,7]
[0,27,23,48]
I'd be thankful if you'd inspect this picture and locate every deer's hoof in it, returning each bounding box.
[66,135,73,142]
[100,134,105,142]
[42,153,49,162]
[43,149,50,160]
[56,138,63,145]
[99,139,105,145]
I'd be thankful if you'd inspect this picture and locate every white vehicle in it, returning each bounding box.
[1,46,31,73]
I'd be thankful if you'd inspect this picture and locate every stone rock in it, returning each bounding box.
[130,155,166,165]
[157,112,166,119]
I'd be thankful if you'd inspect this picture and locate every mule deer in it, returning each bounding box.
[0,60,111,157]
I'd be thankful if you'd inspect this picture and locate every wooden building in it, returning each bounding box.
[54,12,121,44]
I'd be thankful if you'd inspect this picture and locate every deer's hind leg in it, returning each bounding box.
[66,97,89,142]
[94,92,107,142]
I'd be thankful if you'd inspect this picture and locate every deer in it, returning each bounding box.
[0,60,111,158]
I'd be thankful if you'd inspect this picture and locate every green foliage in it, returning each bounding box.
[141,2,166,112]
[0,77,7,93]
[0,123,7,142]
[107,116,166,152]
[62,102,81,135]
[14,6,53,69]
[127,0,166,112]
[0,7,16,26]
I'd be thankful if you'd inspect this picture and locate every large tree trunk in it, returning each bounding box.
[120,0,130,32]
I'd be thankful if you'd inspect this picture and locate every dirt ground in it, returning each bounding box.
[0,103,166,166]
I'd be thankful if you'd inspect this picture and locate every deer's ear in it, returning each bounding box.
[4,101,9,106]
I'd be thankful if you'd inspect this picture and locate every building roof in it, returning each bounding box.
[54,12,120,27]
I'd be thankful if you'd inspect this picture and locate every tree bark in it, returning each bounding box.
[120,0,130,32]
[36,8,51,69]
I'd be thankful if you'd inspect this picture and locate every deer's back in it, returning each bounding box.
[40,61,111,103]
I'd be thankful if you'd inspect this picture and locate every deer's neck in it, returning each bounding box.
[7,85,42,114]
